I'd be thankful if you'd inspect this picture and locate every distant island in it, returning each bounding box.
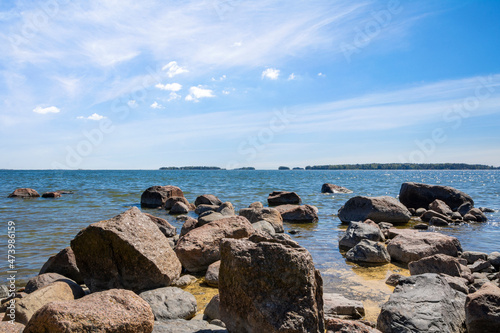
[159,166,224,170]
[233,167,256,170]
[278,166,290,170]
[305,163,500,170]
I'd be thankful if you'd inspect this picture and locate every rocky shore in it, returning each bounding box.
[2,182,499,332]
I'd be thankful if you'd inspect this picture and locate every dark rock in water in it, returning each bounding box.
[377,273,467,333]
[488,252,500,268]
[8,188,40,198]
[461,251,488,265]
[399,182,474,211]
[239,207,283,233]
[421,210,451,223]
[152,319,227,333]
[464,213,477,221]
[25,273,82,294]
[141,185,184,208]
[387,231,462,264]
[345,239,390,264]
[23,289,154,333]
[275,204,319,223]
[169,201,190,215]
[39,247,83,284]
[144,213,177,238]
[428,199,453,216]
[195,204,219,215]
[409,254,473,282]
[413,223,429,230]
[323,293,365,319]
[465,282,500,333]
[430,216,450,226]
[204,294,221,321]
[205,260,220,287]
[288,229,300,235]
[174,216,254,273]
[71,207,182,293]
[339,221,385,250]
[338,196,411,224]
[164,196,190,210]
[468,208,488,222]
[321,183,353,194]
[458,202,473,216]
[41,191,61,198]
[267,191,302,206]
[326,318,381,333]
[385,274,405,287]
[479,207,495,213]
[179,216,198,237]
[219,233,324,333]
[451,212,463,220]
[195,194,222,207]
[139,287,197,320]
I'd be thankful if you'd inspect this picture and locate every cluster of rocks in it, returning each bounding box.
[7,188,73,199]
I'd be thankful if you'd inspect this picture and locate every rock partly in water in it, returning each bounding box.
[339,221,384,250]
[458,202,473,216]
[385,274,405,287]
[321,183,353,194]
[8,188,40,198]
[428,199,453,216]
[195,194,222,207]
[275,204,319,223]
[346,239,391,264]
[377,273,467,333]
[338,196,411,224]
[38,248,84,284]
[195,204,220,215]
[141,185,184,208]
[139,287,197,321]
[41,191,61,198]
[429,216,450,227]
[219,234,324,333]
[387,231,462,264]
[465,282,500,333]
[408,254,473,283]
[267,191,302,206]
[169,202,190,215]
[205,260,220,287]
[461,251,489,265]
[171,275,197,288]
[399,182,474,211]
[239,207,284,233]
[488,252,500,268]
[164,196,190,210]
[71,207,182,293]
[468,208,488,222]
[23,289,154,333]
[175,216,254,273]
[323,293,365,319]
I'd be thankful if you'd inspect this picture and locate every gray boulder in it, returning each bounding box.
[139,287,197,321]
[275,204,319,223]
[321,183,352,194]
[458,202,473,216]
[145,213,177,238]
[338,196,411,224]
[25,273,80,294]
[216,202,235,216]
[488,252,500,268]
[195,204,220,215]
[204,294,221,321]
[164,196,190,210]
[252,221,276,236]
[399,182,473,211]
[339,221,384,250]
[198,212,225,226]
[169,202,190,215]
[462,251,488,265]
[345,239,390,264]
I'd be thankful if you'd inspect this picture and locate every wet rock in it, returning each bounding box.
[480,207,495,213]
[164,196,190,210]
[239,207,283,233]
[377,273,467,333]
[346,239,391,264]
[71,207,182,293]
[488,252,500,268]
[179,217,198,237]
[175,216,254,273]
[216,202,235,216]
[464,213,477,221]
[145,213,177,238]
[421,210,451,223]
[451,212,463,220]
[387,231,462,264]
[141,185,184,208]
[326,318,381,333]
[169,202,190,215]
[195,194,222,207]
[461,251,489,265]
[152,319,227,333]
[41,191,61,198]
[385,274,405,287]
[323,293,365,319]
[23,289,154,333]
[39,248,83,284]
[139,287,197,320]
[399,182,474,211]
[321,183,353,194]
[413,223,429,230]
[249,201,263,208]
[0,322,25,333]
[468,208,488,222]
[205,260,220,287]
[252,221,276,235]
[275,204,319,223]
[339,221,384,250]
[469,259,494,273]
[428,199,453,216]
[204,294,221,321]
[195,204,220,215]
[9,281,85,325]
[171,275,197,288]
[409,254,473,282]
[430,216,450,226]
[458,202,473,216]
[267,191,302,206]
[25,273,79,294]
[338,196,411,224]
[219,234,324,333]
[8,188,40,198]
[465,282,500,333]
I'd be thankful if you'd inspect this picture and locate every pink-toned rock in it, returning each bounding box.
[205,260,220,287]
[465,282,500,333]
[140,185,184,208]
[195,194,222,207]
[387,231,462,264]
[179,217,199,236]
[25,273,80,294]
[8,188,40,198]
[144,213,177,238]
[275,204,319,223]
[0,322,25,332]
[71,207,182,293]
[39,247,83,284]
[23,289,154,333]
[175,216,254,272]
[239,207,283,232]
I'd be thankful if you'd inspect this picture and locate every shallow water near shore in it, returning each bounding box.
[1,169,499,320]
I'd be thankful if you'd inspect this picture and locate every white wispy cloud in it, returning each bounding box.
[128,100,137,108]
[262,68,280,80]
[155,82,182,91]
[288,73,296,80]
[150,101,164,109]
[168,92,181,101]
[162,61,188,78]
[185,86,215,102]
[33,106,60,114]
[318,72,326,77]
[77,113,105,121]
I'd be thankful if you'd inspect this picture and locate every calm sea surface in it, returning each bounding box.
[1,170,499,318]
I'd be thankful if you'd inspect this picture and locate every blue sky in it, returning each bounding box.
[1,0,500,169]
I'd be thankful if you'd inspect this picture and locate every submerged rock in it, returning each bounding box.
[267,191,302,206]
[41,191,61,198]
[8,188,40,198]
[338,196,411,224]
[219,234,324,333]
[321,183,353,194]
[275,204,319,223]
[39,247,83,284]
[399,182,474,211]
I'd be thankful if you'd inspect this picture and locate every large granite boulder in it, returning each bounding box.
[409,254,473,282]
[219,234,324,333]
[399,182,474,211]
[71,207,182,293]
[275,204,319,223]
[25,273,81,294]
[144,213,177,238]
[338,196,411,224]
[39,247,83,284]
[267,191,302,206]
[346,239,390,264]
[239,207,284,233]
[8,188,40,198]
[465,282,500,333]
[321,183,353,194]
[23,289,154,333]
[195,194,222,207]
[141,185,184,208]
[387,230,462,264]
[139,287,197,321]
[377,273,467,333]
[175,216,254,272]
[339,221,384,250]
